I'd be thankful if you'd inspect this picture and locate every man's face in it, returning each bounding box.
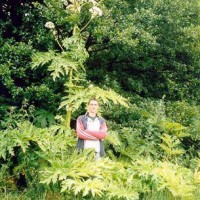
[88,100,99,114]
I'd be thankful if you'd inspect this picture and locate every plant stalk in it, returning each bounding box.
[66,67,73,128]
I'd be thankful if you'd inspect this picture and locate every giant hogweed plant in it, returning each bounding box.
[132,157,200,199]
[0,121,140,200]
[32,0,128,128]
[40,151,140,200]
[1,105,200,199]
[0,121,70,193]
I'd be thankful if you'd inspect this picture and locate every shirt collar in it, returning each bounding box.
[85,112,99,118]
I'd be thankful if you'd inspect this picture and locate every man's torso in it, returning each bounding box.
[84,116,101,152]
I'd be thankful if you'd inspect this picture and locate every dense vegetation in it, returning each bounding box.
[0,0,200,199]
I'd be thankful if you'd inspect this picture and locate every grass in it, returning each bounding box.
[1,186,200,200]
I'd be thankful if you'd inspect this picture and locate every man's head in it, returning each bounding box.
[87,98,99,115]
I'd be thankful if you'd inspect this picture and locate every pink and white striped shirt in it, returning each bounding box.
[76,115,107,152]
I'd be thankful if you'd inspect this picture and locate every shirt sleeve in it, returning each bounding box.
[85,121,108,140]
[76,117,98,140]
[76,117,108,140]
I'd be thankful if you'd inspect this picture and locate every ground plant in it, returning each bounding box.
[0,0,200,199]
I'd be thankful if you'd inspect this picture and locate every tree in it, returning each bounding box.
[86,0,200,101]
[31,0,128,128]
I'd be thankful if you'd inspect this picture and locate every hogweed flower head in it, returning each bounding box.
[88,84,93,88]
[63,0,68,6]
[89,6,103,18]
[45,22,55,29]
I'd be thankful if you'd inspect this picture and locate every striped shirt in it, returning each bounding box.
[76,114,107,153]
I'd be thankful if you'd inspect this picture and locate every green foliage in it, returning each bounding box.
[87,0,200,101]
[133,157,199,199]
[1,0,200,199]
[59,84,129,112]
[32,33,89,81]
[166,101,200,141]
[154,161,196,198]
[31,0,129,125]
[159,121,189,138]
[0,120,76,190]
[0,39,63,113]
[159,134,185,159]
[1,114,200,199]
[166,101,200,126]
[40,151,139,200]
[34,109,55,128]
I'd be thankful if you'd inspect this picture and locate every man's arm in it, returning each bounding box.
[86,121,107,140]
[76,117,108,140]
[76,118,98,140]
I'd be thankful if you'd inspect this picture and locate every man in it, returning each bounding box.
[76,98,108,159]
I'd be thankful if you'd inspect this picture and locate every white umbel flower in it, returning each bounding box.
[89,6,103,17]
[45,22,55,29]
[63,1,68,6]
[88,84,93,88]
[61,0,68,6]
